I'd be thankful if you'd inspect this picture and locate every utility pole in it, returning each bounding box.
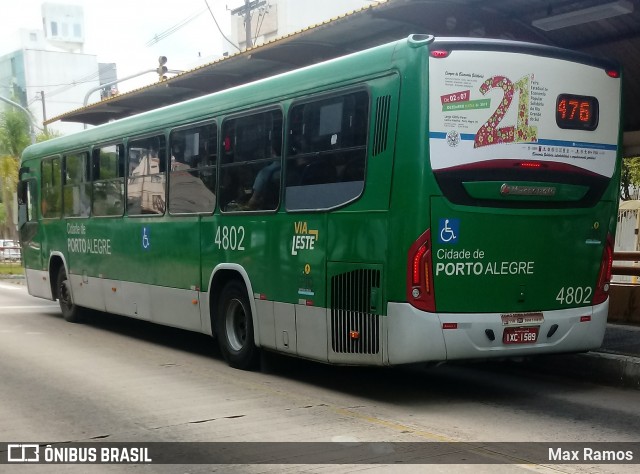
[40,91,48,134]
[230,0,266,49]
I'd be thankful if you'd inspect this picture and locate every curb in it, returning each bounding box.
[0,275,25,281]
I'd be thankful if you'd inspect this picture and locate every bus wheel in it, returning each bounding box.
[216,280,259,370]
[56,269,83,323]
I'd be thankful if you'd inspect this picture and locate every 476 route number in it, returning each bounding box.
[555,286,592,305]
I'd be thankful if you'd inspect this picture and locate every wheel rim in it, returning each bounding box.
[225,298,247,352]
[59,280,73,313]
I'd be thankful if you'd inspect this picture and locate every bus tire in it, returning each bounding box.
[216,280,259,370]
[56,268,83,323]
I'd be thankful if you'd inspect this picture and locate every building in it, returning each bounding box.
[228,0,374,52]
[0,2,116,136]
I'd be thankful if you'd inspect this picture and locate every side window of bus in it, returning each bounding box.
[92,144,125,217]
[41,156,62,218]
[127,135,167,216]
[286,90,369,211]
[220,109,283,212]
[63,152,90,218]
[169,123,217,214]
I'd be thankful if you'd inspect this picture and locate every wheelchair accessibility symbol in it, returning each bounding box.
[438,218,459,244]
[142,226,151,250]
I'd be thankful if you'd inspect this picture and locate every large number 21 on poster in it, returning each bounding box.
[474,74,538,148]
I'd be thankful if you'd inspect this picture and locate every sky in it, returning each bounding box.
[1,0,236,93]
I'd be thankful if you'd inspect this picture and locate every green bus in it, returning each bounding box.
[18,35,621,369]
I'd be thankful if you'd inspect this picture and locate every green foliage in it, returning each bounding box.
[0,108,30,157]
[0,108,30,239]
[37,128,62,142]
[621,156,640,200]
[0,262,24,275]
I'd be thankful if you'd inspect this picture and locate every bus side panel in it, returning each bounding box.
[321,74,400,364]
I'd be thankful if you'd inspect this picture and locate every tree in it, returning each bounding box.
[0,106,61,239]
[0,108,30,240]
[621,156,640,201]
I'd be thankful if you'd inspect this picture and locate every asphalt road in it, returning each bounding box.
[1,281,639,473]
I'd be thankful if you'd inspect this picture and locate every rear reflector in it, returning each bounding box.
[442,323,458,330]
[593,235,613,305]
[431,50,449,58]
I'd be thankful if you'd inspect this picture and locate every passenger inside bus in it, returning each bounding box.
[246,139,282,210]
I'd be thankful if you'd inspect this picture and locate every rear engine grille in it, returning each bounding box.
[331,269,380,354]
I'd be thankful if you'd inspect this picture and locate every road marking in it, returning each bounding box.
[0,283,24,291]
[208,373,570,472]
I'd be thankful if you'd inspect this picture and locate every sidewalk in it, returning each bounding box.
[527,324,640,389]
[601,324,640,356]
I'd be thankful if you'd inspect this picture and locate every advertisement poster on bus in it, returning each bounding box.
[428,49,620,178]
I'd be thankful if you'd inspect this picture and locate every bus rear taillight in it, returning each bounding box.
[517,161,543,169]
[593,235,613,305]
[407,229,436,312]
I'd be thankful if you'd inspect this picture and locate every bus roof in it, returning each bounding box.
[22,37,403,163]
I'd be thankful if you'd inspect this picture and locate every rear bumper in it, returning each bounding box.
[386,301,608,364]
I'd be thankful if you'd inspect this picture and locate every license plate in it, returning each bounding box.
[503,326,539,344]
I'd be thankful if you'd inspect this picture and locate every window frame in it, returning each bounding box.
[41,155,63,220]
[219,106,284,214]
[168,120,218,216]
[91,141,126,218]
[285,86,371,213]
[62,149,91,218]
[126,133,168,217]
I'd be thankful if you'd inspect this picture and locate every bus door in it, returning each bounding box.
[17,171,46,296]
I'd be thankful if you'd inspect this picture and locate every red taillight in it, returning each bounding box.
[407,229,436,312]
[430,50,449,58]
[412,245,427,285]
[606,69,620,78]
[593,235,613,305]
[518,161,543,169]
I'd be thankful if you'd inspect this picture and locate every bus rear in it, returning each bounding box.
[392,38,621,363]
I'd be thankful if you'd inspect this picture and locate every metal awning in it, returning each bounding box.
[48,0,640,134]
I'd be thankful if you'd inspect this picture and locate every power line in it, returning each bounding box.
[146,9,206,47]
[23,64,116,100]
[253,6,268,42]
[204,0,241,52]
[230,0,266,49]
